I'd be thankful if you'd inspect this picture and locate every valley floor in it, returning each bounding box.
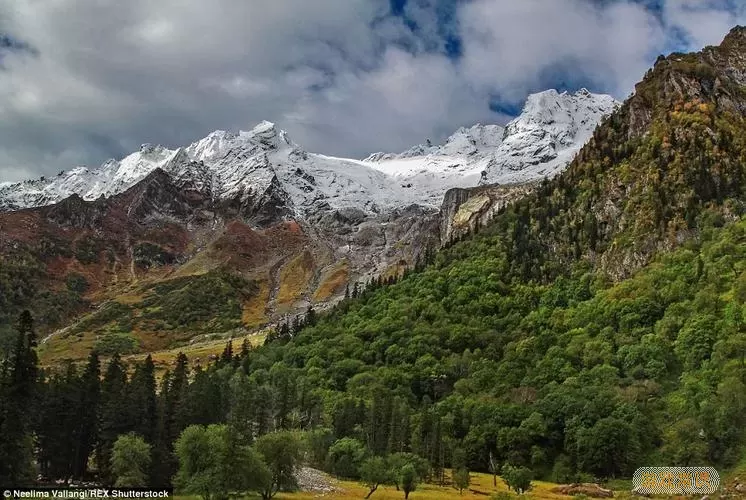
[178,471,603,500]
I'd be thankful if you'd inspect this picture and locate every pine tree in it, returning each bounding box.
[0,311,39,486]
[151,371,173,488]
[387,397,410,455]
[37,368,77,479]
[366,388,392,456]
[305,305,317,327]
[168,353,190,439]
[72,350,100,478]
[220,340,233,364]
[127,355,157,444]
[240,339,251,359]
[270,364,296,429]
[97,353,129,484]
[156,353,190,486]
[35,370,56,479]
[185,366,222,426]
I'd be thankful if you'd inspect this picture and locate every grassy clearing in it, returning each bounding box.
[39,269,261,363]
[278,251,315,307]
[242,279,270,328]
[38,329,98,365]
[124,330,267,376]
[277,471,573,499]
[175,471,593,500]
[313,260,349,302]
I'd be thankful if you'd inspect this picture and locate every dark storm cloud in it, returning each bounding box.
[0,0,743,181]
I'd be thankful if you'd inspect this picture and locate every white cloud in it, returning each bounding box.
[662,0,746,49]
[458,0,665,101]
[0,0,742,181]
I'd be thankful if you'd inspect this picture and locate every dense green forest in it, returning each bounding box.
[1,213,744,492]
[0,247,88,352]
[3,28,746,497]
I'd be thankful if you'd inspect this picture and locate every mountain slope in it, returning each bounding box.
[0,167,441,360]
[468,26,746,283]
[4,21,746,497]
[0,88,618,357]
[221,25,746,482]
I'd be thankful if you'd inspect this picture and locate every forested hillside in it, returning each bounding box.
[2,25,746,497]
[3,193,743,491]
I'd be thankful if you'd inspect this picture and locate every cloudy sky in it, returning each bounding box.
[0,0,745,182]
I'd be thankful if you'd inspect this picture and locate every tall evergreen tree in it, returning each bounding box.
[127,355,157,444]
[185,366,222,426]
[220,341,233,365]
[168,353,190,439]
[151,370,173,488]
[97,353,129,484]
[36,370,65,479]
[239,338,251,359]
[72,351,100,478]
[305,305,317,327]
[153,353,190,487]
[0,311,39,486]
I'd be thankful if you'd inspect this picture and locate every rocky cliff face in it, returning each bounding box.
[439,182,539,244]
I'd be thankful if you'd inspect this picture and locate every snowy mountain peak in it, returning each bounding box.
[442,123,505,155]
[480,88,619,182]
[519,88,616,127]
[186,122,294,164]
[0,89,620,216]
[245,120,293,150]
[359,89,619,204]
[250,120,278,136]
[364,123,505,162]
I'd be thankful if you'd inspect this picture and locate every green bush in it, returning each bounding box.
[94,332,139,356]
[74,238,103,264]
[66,273,89,295]
[133,242,175,269]
[141,270,257,333]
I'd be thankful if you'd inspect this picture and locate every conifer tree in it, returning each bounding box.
[220,340,233,364]
[97,353,129,484]
[155,353,190,486]
[305,305,317,327]
[37,370,68,479]
[0,311,39,486]
[72,350,100,478]
[127,355,157,444]
[240,339,251,358]
[185,366,222,426]
[151,371,173,487]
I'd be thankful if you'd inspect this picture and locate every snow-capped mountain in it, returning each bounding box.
[364,123,505,162]
[0,89,619,215]
[0,121,404,215]
[364,88,619,192]
[482,88,619,182]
